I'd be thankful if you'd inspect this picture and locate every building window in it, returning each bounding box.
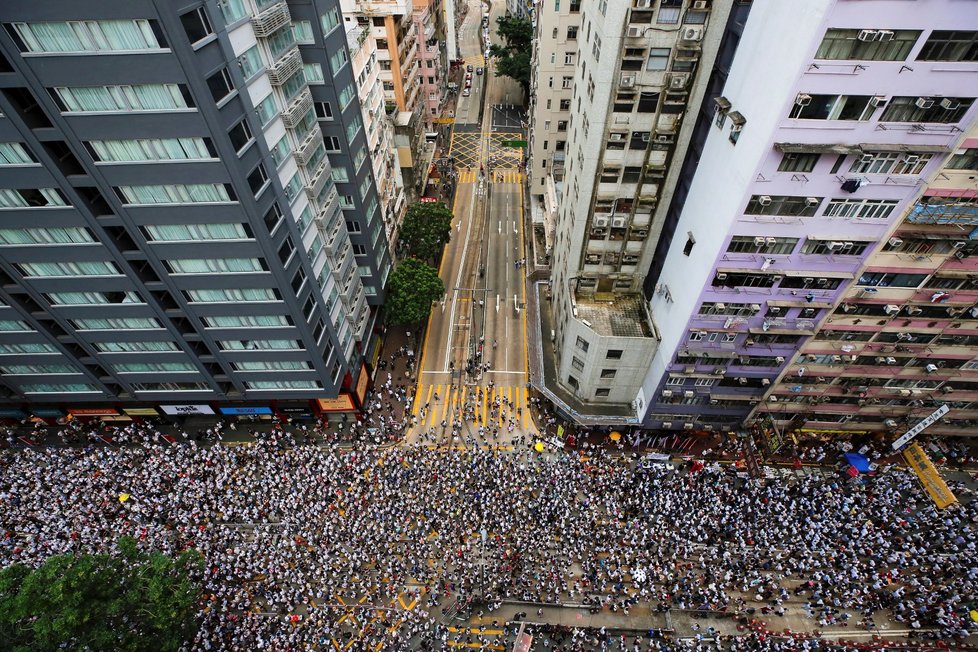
[856,272,927,288]
[206,69,234,104]
[916,30,978,62]
[683,234,695,256]
[94,341,179,353]
[0,188,67,208]
[823,198,898,219]
[571,356,585,371]
[20,383,99,393]
[73,317,160,330]
[246,380,321,390]
[187,287,279,303]
[561,76,573,89]
[575,336,589,352]
[118,183,232,205]
[0,142,35,165]
[228,120,252,153]
[255,94,278,126]
[238,45,263,80]
[316,101,334,120]
[947,148,978,170]
[292,20,314,43]
[801,239,869,255]
[815,28,921,61]
[180,8,214,44]
[778,152,820,173]
[19,260,118,277]
[789,94,875,120]
[10,19,165,53]
[647,47,670,70]
[88,137,213,162]
[657,0,681,24]
[203,314,289,328]
[0,226,93,245]
[595,388,610,397]
[143,223,249,241]
[54,84,192,112]
[850,151,931,175]
[879,96,972,123]
[727,236,799,255]
[167,258,263,274]
[744,195,821,217]
[600,369,616,379]
[320,8,341,34]
[567,26,578,40]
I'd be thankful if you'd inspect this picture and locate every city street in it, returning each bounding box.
[408,0,532,445]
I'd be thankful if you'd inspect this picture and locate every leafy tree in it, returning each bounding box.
[489,16,532,99]
[0,537,203,652]
[398,201,454,262]
[385,257,445,327]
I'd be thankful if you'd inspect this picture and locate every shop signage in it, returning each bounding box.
[68,408,119,416]
[0,408,26,417]
[316,395,356,412]
[219,406,273,415]
[160,404,215,415]
[279,406,312,414]
[903,442,957,509]
[355,363,370,405]
[31,408,64,417]
[123,408,159,416]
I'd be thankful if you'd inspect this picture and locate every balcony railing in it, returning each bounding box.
[293,124,322,166]
[251,2,290,37]
[267,47,302,85]
[281,89,312,128]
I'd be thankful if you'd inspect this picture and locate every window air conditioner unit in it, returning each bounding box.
[915,97,934,109]
[884,304,900,315]
[714,302,726,310]
[906,306,922,316]
[805,197,820,207]
[684,422,695,430]
[612,217,626,228]
[661,421,673,429]
[816,278,829,286]
[939,98,960,110]
[925,363,938,373]
[758,195,772,206]
[634,229,648,238]
[669,73,689,90]
[775,356,785,363]
[594,217,609,227]
[827,241,844,252]
[620,75,636,88]
[635,0,653,7]
[953,241,967,249]
[685,365,698,374]
[887,237,903,248]
[661,389,673,398]
[749,304,761,313]
[609,132,626,141]
[682,26,704,41]
[947,307,961,316]
[842,242,854,250]
[804,278,814,285]
[876,30,895,42]
[869,96,887,108]
[710,398,719,405]
[753,236,767,246]
[745,338,755,346]
[765,237,778,247]
[876,356,887,364]
[886,357,897,365]
[771,275,783,283]
[795,93,813,107]
[857,30,878,42]
[762,378,771,386]
[832,355,843,362]
[903,154,920,164]
[692,0,710,9]
[769,307,781,314]
[738,377,748,385]
[684,390,695,398]
[716,272,728,280]
[859,154,876,165]
[655,134,674,144]
[884,419,898,428]
[626,26,645,38]
[713,368,725,376]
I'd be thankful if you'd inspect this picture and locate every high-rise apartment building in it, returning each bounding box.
[0,0,391,416]
[532,0,978,434]
[641,0,978,434]
[752,120,978,439]
[532,0,736,424]
[413,0,448,119]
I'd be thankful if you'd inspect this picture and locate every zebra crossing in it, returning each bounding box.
[455,169,523,184]
[412,383,534,430]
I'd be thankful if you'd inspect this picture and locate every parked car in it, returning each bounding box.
[476,67,484,75]
[462,88,470,97]
[466,64,473,72]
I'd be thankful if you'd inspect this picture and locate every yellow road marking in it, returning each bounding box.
[447,643,505,650]
[521,386,529,429]
[482,387,488,426]
[412,382,425,418]
[448,627,505,635]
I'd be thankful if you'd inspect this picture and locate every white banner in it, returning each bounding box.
[160,404,215,415]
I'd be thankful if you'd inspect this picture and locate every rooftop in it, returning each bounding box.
[574,293,654,338]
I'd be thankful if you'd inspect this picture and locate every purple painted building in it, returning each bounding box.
[639,0,978,433]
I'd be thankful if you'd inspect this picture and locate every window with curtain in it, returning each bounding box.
[327,49,345,75]
[88,137,211,162]
[113,361,197,372]
[220,0,248,23]
[284,172,303,201]
[255,94,278,126]
[203,314,290,328]
[186,288,278,302]
[0,143,35,165]
[246,380,321,389]
[1,363,78,374]
[0,188,67,208]
[321,8,340,34]
[0,320,31,331]
[219,339,300,350]
[118,183,231,204]
[346,115,362,142]
[167,258,263,273]
[331,166,350,183]
[54,84,190,112]
[292,21,314,43]
[239,45,263,79]
[46,291,143,305]
[0,342,58,354]
[234,360,312,371]
[144,223,249,241]
[73,317,161,330]
[281,69,307,103]
[94,341,179,352]
[269,135,292,168]
[20,260,120,277]
[879,96,973,123]
[338,84,355,111]
[131,382,210,391]
[815,29,921,61]
[20,383,98,393]
[11,20,163,53]
[265,24,297,60]
[0,227,93,245]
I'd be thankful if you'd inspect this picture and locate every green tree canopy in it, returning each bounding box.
[489,16,532,99]
[398,201,454,262]
[0,537,203,652]
[385,257,445,326]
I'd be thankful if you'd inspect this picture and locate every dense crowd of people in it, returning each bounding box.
[2,416,977,650]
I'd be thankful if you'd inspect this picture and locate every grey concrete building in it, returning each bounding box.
[0,0,390,417]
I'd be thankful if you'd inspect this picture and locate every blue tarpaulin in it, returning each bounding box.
[844,452,871,473]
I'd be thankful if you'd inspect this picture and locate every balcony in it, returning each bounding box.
[251,2,291,37]
[267,47,302,85]
[293,124,322,166]
[304,158,332,201]
[281,89,312,128]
